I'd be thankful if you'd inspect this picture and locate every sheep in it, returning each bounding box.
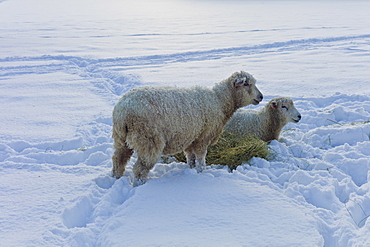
[224,97,301,142]
[112,71,263,184]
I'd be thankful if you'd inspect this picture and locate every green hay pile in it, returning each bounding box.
[173,131,272,170]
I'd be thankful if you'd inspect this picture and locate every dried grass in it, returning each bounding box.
[173,131,272,170]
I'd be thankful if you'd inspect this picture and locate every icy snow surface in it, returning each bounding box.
[1,0,370,246]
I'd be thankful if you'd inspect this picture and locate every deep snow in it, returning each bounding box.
[1,0,370,246]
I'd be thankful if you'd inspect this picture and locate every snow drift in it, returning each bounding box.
[1,0,370,246]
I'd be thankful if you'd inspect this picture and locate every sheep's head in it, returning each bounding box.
[269,97,301,123]
[233,71,263,106]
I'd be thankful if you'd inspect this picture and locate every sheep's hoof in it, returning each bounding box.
[194,165,205,173]
[133,177,147,187]
[111,170,122,179]
[110,171,121,179]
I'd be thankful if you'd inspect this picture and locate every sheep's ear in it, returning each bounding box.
[234,77,250,87]
[271,101,278,108]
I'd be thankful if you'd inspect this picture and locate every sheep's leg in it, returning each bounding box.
[133,156,158,186]
[184,149,196,168]
[133,157,150,185]
[112,141,134,178]
[133,135,165,185]
[186,141,208,172]
[194,148,207,173]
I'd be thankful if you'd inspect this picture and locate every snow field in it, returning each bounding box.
[2,85,370,245]
[1,0,370,246]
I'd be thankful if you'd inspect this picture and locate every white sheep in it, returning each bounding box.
[112,71,263,184]
[224,97,301,142]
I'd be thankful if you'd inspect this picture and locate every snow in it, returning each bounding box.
[1,0,370,246]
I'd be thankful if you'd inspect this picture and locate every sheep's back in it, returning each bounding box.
[225,108,261,137]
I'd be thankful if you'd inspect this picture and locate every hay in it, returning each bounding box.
[173,152,187,163]
[207,131,271,170]
[173,131,271,170]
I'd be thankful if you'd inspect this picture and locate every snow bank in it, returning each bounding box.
[2,91,370,246]
[1,0,370,246]
[98,169,322,246]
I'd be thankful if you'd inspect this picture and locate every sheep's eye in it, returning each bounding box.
[282,105,288,110]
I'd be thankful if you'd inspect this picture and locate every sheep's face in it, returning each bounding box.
[234,71,263,106]
[271,98,301,123]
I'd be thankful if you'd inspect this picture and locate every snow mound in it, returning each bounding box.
[2,0,370,246]
[98,169,323,246]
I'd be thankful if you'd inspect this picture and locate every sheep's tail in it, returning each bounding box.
[112,122,128,145]
[112,122,134,178]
